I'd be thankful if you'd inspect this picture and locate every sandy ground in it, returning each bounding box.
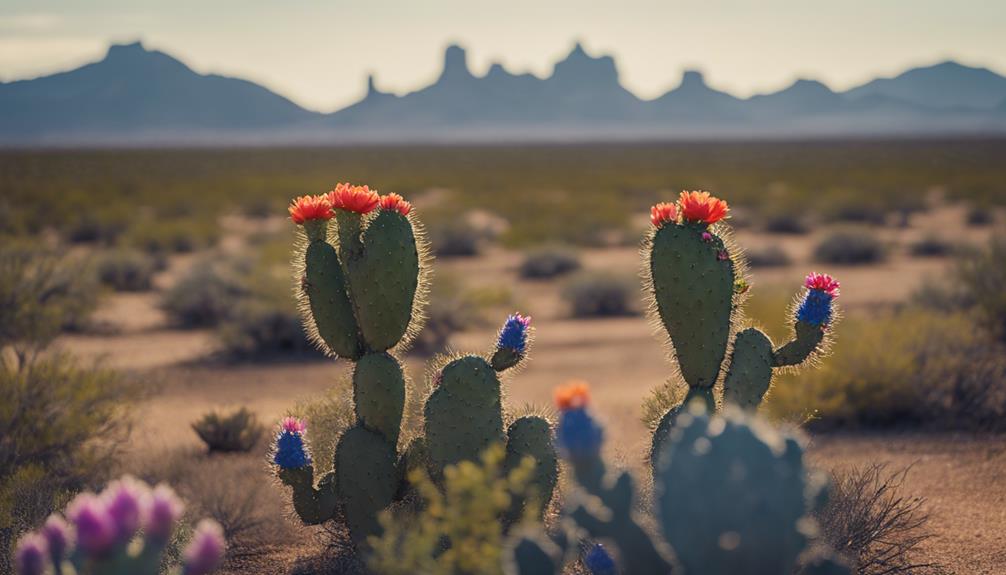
[56,203,1005,573]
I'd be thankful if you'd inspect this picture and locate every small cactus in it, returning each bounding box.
[14,476,224,575]
[509,390,852,575]
[644,191,839,467]
[279,185,557,547]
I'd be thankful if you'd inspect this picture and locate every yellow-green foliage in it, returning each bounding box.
[368,446,537,575]
[765,308,1006,429]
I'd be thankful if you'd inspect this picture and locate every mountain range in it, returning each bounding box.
[2,41,1006,145]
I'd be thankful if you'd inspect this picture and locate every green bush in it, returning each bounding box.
[0,354,136,572]
[519,246,582,279]
[562,272,636,317]
[96,248,159,291]
[763,212,809,234]
[908,235,953,258]
[814,229,885,265]
[965,205,994,226]
[429,220,485,257]
[162,260,247,328]
[192,407,265,453]
[216,297,315,359]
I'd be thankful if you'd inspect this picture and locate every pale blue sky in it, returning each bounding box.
[2,0,1004,112]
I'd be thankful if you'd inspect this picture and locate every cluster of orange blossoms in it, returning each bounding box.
[650,190,729,227]
[554,380,591,411]
[288,184,411,224]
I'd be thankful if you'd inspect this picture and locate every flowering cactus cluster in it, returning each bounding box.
[644,191,840,465]
[506,385,853,575]
[278,184,557,547]
[14,476,224,575]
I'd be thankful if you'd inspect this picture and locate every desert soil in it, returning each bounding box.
[58,203,1005,574]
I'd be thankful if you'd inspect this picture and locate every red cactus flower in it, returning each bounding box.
[804,272,840,298]
[554,380,591,412]
[379,193,412,216]
[327,183,380,214]
[650,202,678,227]
[280,416,307,434]
[678,191,729,225]
[288,195,333,224]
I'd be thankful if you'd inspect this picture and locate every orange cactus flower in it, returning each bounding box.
[327,183,380,214]
[288,195,333,224]
[678,191,729,225]
[379,193,412,216]
[554,380,591,411]
[650,202,679,227]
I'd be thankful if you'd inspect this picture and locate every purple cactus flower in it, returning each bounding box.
[103,476,149,543]
[41,514,74,562]
[146,484,184,542]
[183,519,226,575]
[14,533,48,575]
[67,494,117,557]
[497,313,532,354]
[701,231,713,242]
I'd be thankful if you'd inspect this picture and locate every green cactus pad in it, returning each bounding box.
[773,320,826,367]
[278,466,339,525]
[648,223,735,389]
[504,416,558,519]
[491,347,522,372]
[655,408,811,575]
[348,210,420,352]
[424,355,505,477]
[353,352,406,446]
[334,425,401,546]
[723,328,775,410]
[305,240,363,359]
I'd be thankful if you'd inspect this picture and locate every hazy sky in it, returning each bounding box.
[2,0,1005,112]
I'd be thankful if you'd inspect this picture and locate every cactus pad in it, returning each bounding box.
[334,425,400,545]
[723,328,775,410]
[773,320,825,367]
[648,222,735,388]
[353,352,406,445]
[304,240,363,359]
[504,415,558,519]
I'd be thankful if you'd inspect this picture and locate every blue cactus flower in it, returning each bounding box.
[497,313,532,354]
[796,289,834,327]
[274,430,311,469]
[556,407,604,459]
[584,543,617,575]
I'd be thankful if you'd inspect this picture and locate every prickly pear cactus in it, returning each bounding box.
[511,386,852,575]
[277,187,557,547]
[645,192,840,465]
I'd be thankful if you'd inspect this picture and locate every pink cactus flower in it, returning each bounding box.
[145,484,184,542]
[66,494,117,556]
[804,272,840,298]
[183,520,226,575]
[280,416,307,435]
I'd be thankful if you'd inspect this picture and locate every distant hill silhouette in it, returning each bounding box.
[2,41,1006,145]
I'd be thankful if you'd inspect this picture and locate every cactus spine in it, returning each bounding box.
[645,192,839,465]
[279,188,557,547]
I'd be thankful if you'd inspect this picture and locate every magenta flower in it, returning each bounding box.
[804,272,840,298]
[14,533,48,575]
[280,416,307,434]
[66,494,117,556]
[103,476,148,543]
[145,484,184,542]
[41,515,74,562]
[183,520,226,575]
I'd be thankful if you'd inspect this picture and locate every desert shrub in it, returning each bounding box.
[192,407,265,453]
[965,204,994,226]
[216,297,314,359]
[745,245,793,268]
[766,308,1006,431]
[763,212,809,234]
[162,259,247,327]
[519,246,582,279]
[96,248,158,291]
[908,235,953,257]
[0,244,100,359]
[814,230,885,264]
[410,298,474,356]
[429,219,485,257]
[66,209,131,245]
[562,272,636,317]
[126,217,220,254]
[818,465,940,575]
[820,192,889,224]
[914,236,1006,342]
[369,445,537,575]
[0,354,136,572]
